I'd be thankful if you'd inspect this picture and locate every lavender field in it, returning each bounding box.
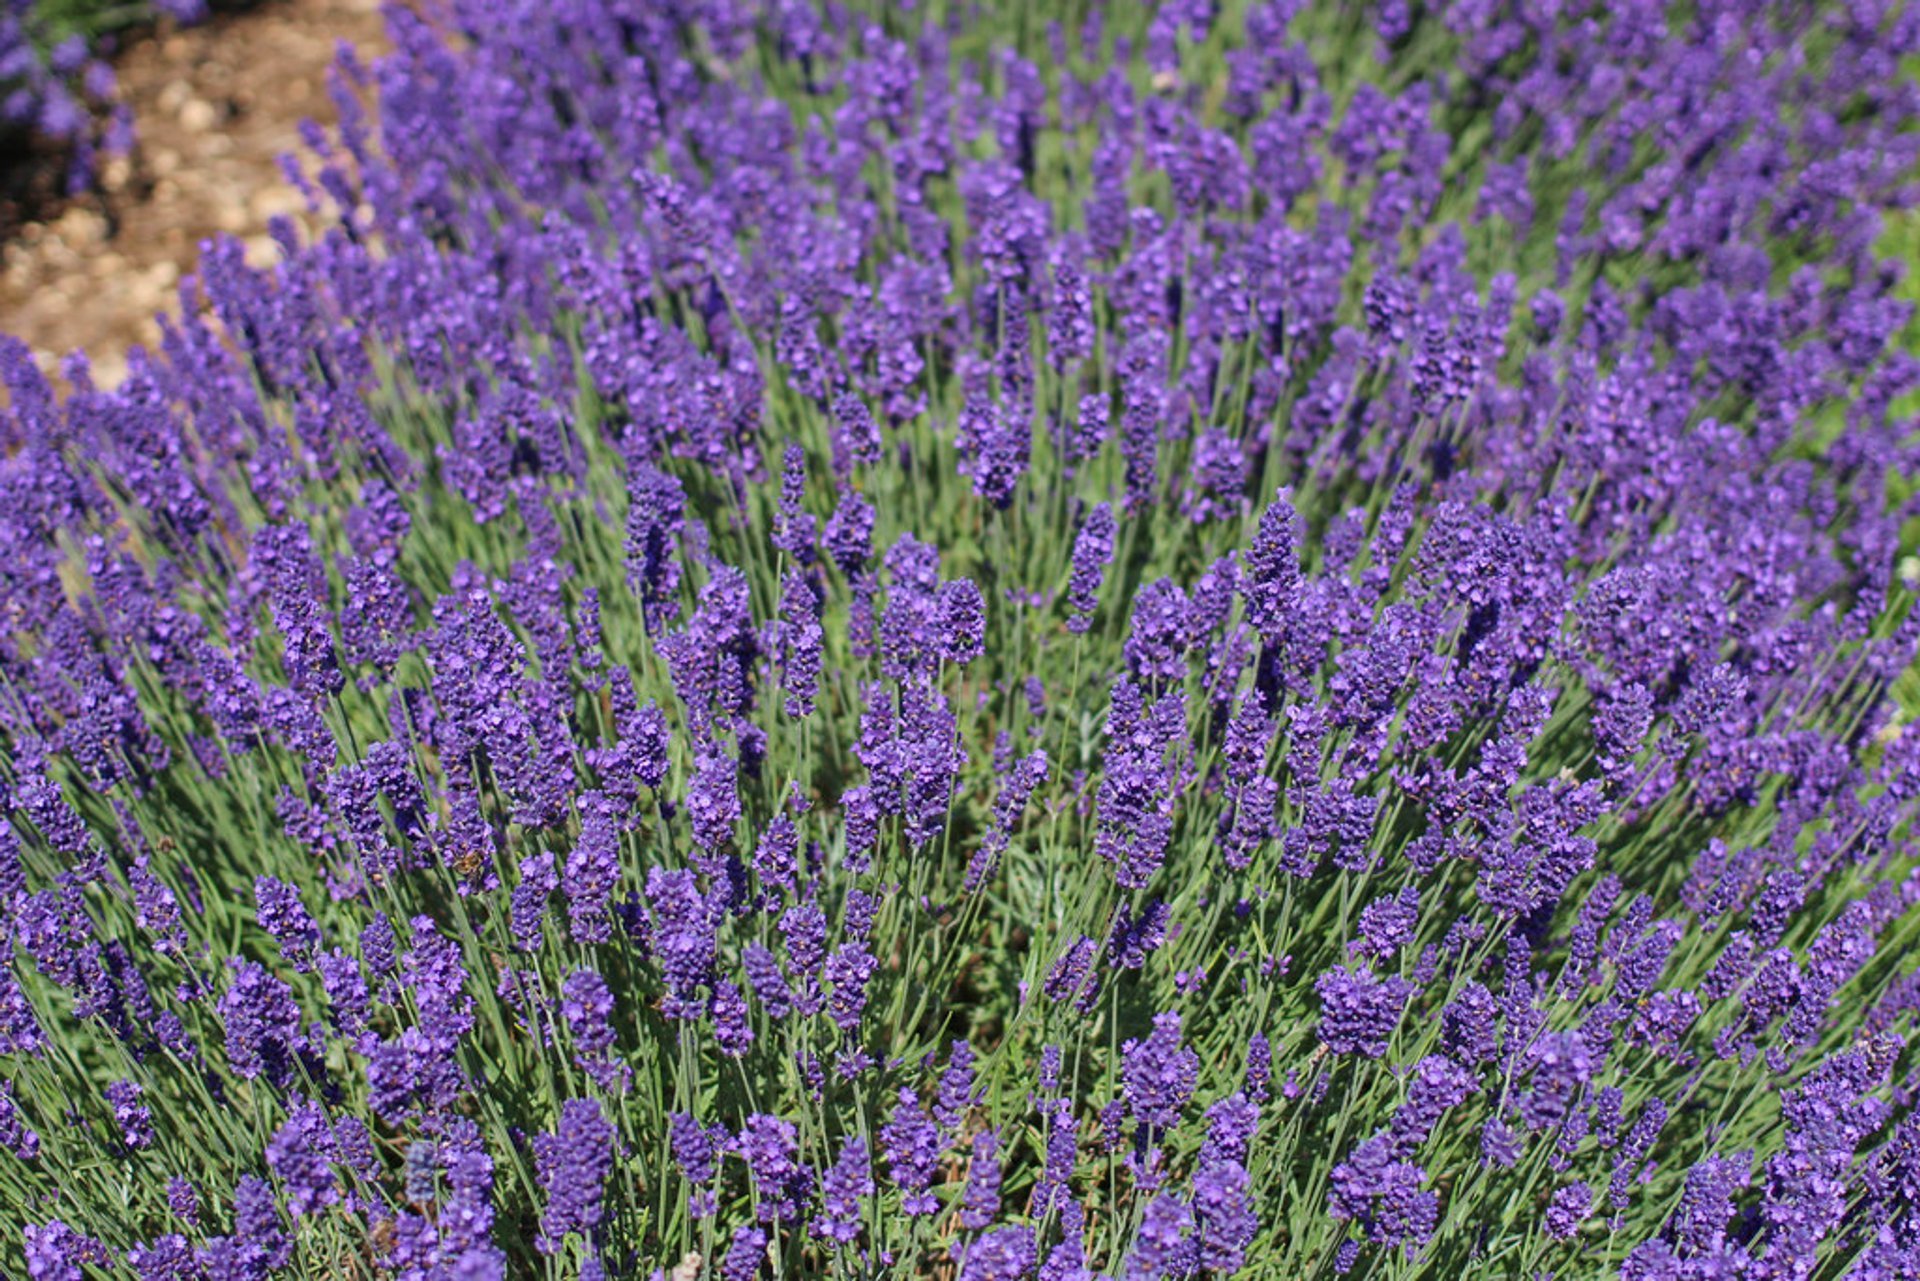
[4,1,1920,1278]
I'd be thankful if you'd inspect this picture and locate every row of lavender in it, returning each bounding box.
[5,0,1920,1277]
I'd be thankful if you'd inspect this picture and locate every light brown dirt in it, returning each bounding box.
[0,0,390,389]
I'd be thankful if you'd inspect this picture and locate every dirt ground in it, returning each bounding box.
[0,0,391,389]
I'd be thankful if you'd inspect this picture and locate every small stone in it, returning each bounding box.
[242,235,279,268]
[156,79,193,115]
[92,353,130,390]
[178,98,220,132]
[250,188,304,220]
[100,155,133,193]
[53,208,107,249]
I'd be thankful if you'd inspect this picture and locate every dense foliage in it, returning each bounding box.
[5,1,1920,1278]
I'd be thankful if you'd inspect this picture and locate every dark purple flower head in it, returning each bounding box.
[1122,1012,1198,1133]
[722,1226,770,1281]
[831,392,885,476]
[1193,1155,1257,1273]
[824,491,877,577]
[960,1129,1003,1231]
[23,1222,111,1281]
[625,465,687,637]
[880,1087,942,1216]
[561,968,615,1056]
[670,1112,722,1218]
[1328,1132,1438,1252]
[254,876,320,971]
[710,979,754,1058]
[1520,1031,1594,1131]
[736,1114,810,1224]
[936,1041,978,1135]
[105,1079,152,1150]
[1316,965,1410,1059]
[1546,1183,1591,1240]
[810,1137,872,1244]
[0,1080,41,1161]
[686,746,742,853]
[648,866,716,1020]
[266,1103,338,1217]
[218,960,302,1088]
[1128,1191,1197,1279]
[166,1178,199,1224]
[534,1099,616,1253]
[936,578,987,666]
[773,442,818,564]
[1350,886,1421,961]
[233,1174,290,1270]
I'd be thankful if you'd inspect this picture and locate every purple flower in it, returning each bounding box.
[166,1178,199,1224]
[1316,965,1410,1059]
[824,940,878,1033]
[1546,1182,1591,1240]
[810,1137,872,1244]
[1121,1012,1198,1134]
[686,746,742,853]
[233,1174,290,1270]
[1390,1057,1479,1151]
[824,491,876,577]
[23,1222,110,1281]
[711,979,755,1058]
[960,1129,1003,1230]
[0,1080,41,1161]
[1127,1192,1196,1280]
[563,801,621,945]
[670,1112,722,1218]
[736,1114,810,1224]
[105,1079,151,1150]
[722,1226,769,1281]
[1349,886,1420,961]
[266,1103,338,1216]
[880,1087,941,1216]
[648,867,716,1019]
[1067,504,1117,634]
[1327,1134,1438,1251]
[1193,1156,1256,1273]
[1441,982,1499,1065]
[1520,1031,1593,1131]
[773,443,817,564]
[936,579,987,665]
[1122,579,1195,684]
[534,1099,616,1253]
[778,571,824,719]
[254,876,320,971]
[126,1233,198,1280]
[936,1041,977,1134]
[967,748,1049,892]
[561,968,615,1057]
[831,392,885,476]
[218,960,302,1087]
[625,465,686,636]
[511,853,557,953]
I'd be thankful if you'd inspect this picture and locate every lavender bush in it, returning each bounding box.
[4,1,1920,1277]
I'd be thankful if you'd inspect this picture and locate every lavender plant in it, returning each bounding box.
[4,1,1920,1278]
